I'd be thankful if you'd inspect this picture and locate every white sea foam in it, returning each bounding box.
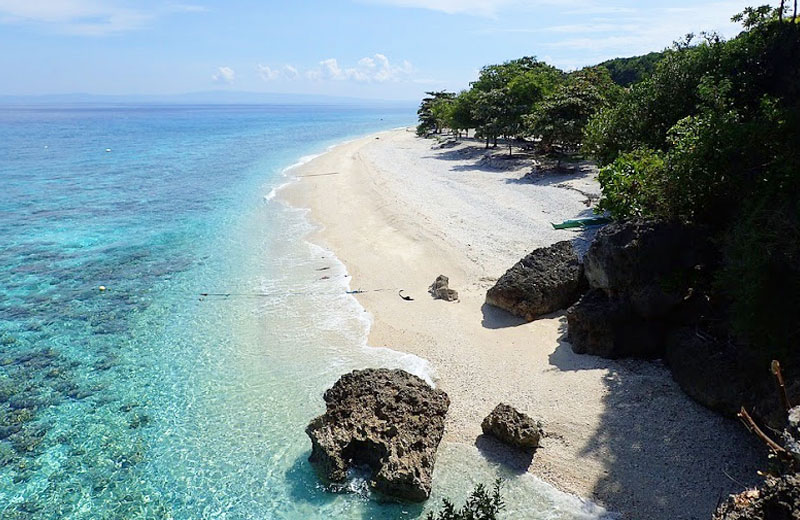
[304,239,438,387]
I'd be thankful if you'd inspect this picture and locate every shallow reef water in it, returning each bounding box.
[0,105,613,519]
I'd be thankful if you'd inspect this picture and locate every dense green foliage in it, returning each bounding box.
[424,481,505,520]
[598,51,666,86]
[587,9,800,356]
[470,57,562,148]
[524,67,622,153]
[415,57,562,148]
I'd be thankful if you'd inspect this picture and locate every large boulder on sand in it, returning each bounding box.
[486,241,585,321]
[567,220,714,359]
[583,220,711,318]
[566,289,665,359]
[305,368,449,502]
[481,403,544,451]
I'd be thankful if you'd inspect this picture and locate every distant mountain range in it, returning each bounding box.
[0,90,417,106]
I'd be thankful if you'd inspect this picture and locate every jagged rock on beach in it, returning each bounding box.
[583,220,711,318]
[429,275,459,302]
[712,473,800,520]
[305,368,450,502]
[485,241,585,321]
[481,403,543,451]
[566,220,715,359]
[566,289,664,359]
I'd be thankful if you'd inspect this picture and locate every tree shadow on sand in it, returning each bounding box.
[547,320,767,519]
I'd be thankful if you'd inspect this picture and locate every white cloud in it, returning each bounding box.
[319,58,344,79]
[307,54,413,83]
[257,64,280,81]
[283,65,299,79]
[212,66,235,84]
[257,64,300,81]
[0,0,205,35]
[544,1,753,55]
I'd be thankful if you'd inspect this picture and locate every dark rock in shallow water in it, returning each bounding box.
[429,275,459,302]
[306,368,449,502]
[713,473,800,520]
[481,403,543,451]
[486,241,585,321]
[566,289,664,359]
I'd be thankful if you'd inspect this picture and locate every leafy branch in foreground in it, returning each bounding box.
[424,480,505,520]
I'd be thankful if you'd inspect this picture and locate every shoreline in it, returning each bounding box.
[279,128,763,519]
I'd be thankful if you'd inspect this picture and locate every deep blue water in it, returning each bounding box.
[0,104,610,519]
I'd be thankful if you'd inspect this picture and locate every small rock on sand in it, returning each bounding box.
[429,274,459,302]
[481,403,544,451]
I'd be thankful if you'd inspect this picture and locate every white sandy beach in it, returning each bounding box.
[281,129,764,520]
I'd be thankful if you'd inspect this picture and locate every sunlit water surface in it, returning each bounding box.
[0,104,611,519]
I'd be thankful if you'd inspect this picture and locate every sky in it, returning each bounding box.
[0,0,769,101]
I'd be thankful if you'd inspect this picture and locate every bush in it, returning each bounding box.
[718,198,800,364]
[424,480,505,520]
[595,149,667,219]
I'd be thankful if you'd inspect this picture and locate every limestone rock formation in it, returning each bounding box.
[567,220,712,358]
[712,473,800,520]
[305,368,450,502]
[566,289,664,359]
[583,220,710,318]
[429,275,459,302]
[480,403,543,451]
[485,241,585,321]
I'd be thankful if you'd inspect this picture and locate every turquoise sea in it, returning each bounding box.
[0,104,610,519]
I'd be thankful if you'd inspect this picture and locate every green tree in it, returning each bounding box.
[417,91,455,136]
[448,90,480,138]
[524,67,621,156]
[471,57,564,152]
[472,89,517,150]
[598,51,667,86]
[425,480,505,520]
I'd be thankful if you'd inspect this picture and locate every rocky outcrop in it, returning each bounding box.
[305,369,449,502]
[567,289,664,359]
[486,241,585,321]
[713,473,800,520]
[786,407,800,465]
[663,328,751,417]
[429,275,459,302]
[664,329,800,427]
[567,220,712,358]
[480,403,543,451]
[583,220,711,318]
[713,405,800,519]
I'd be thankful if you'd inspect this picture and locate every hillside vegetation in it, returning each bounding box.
[417,3,800,381]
